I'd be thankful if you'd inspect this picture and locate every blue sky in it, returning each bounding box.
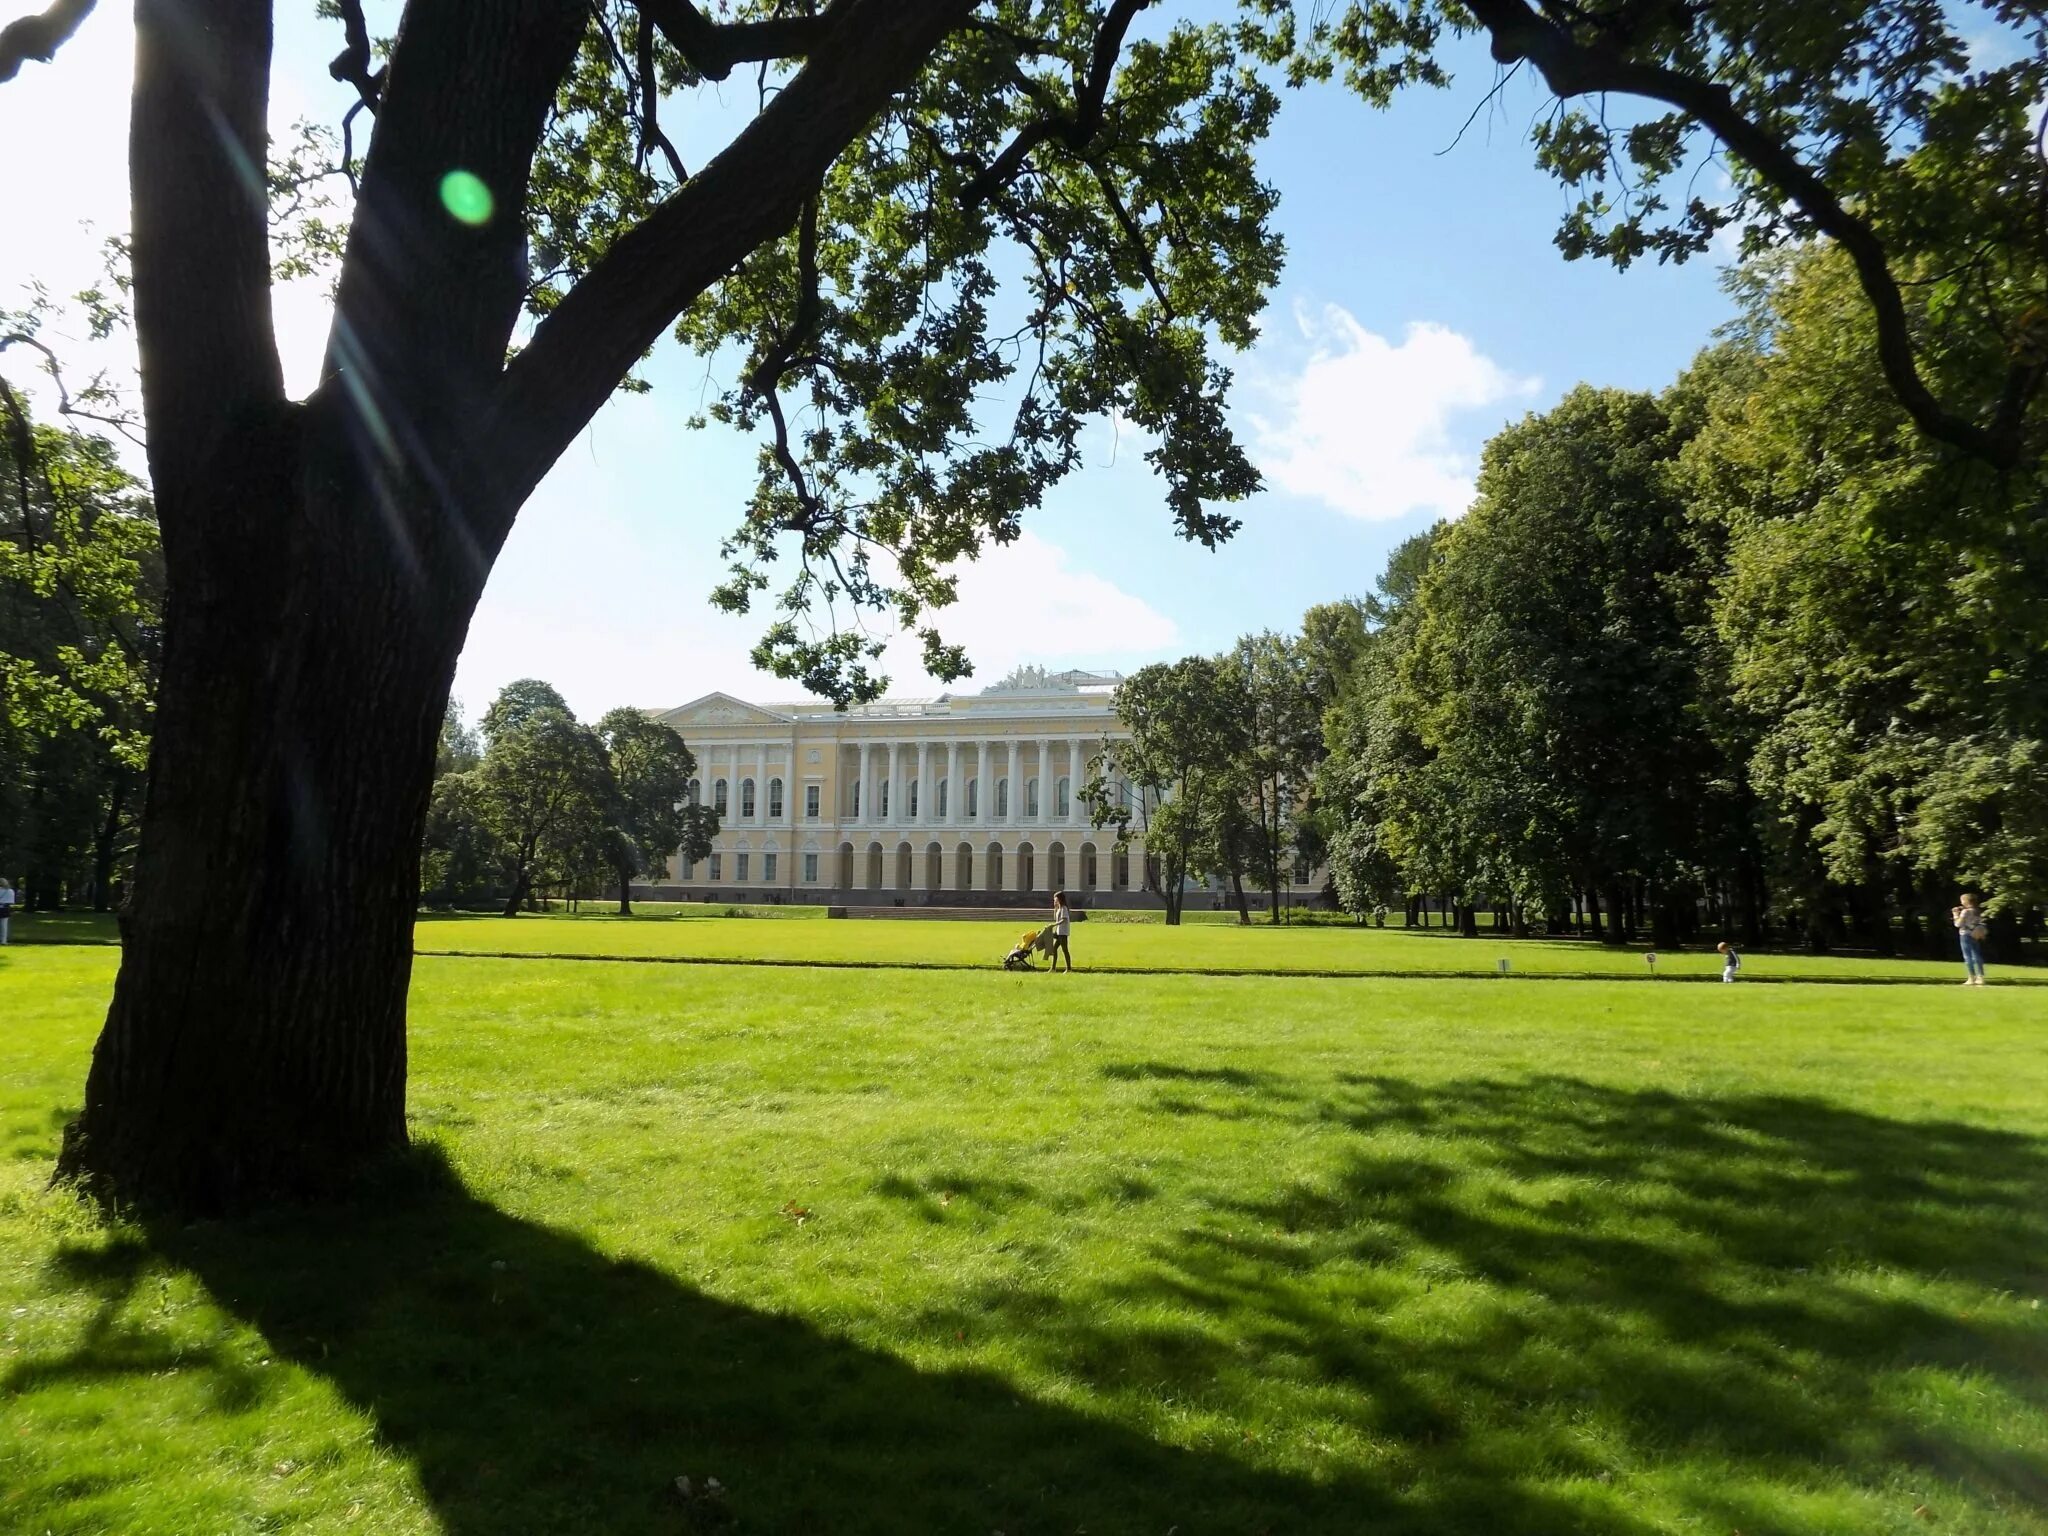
[0,6,1736,720]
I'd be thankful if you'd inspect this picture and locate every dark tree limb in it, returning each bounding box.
[326,0,384,112]
[1465,0,2033,469]
[129,0,284,525]
[961,0,1149,210]
[635,0,828,82]
[0,0,91,83]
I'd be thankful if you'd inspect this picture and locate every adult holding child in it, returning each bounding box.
[1952,893,1990,986]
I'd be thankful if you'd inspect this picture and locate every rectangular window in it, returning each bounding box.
[737,853,750,882]
[763,853,777,882]
[708,853,723,881]
[679,857,694,881]
[803,852,819,883]
[805,784,821,819]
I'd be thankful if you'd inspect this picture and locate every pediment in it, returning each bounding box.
[657,692,791,729]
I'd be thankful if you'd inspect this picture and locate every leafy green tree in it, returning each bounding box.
[0,387,160,910]
[1224,631,1321,921]
[1396,385,1737,944]
[16,0,1304,1210]
[596,707,716,915]
[465,682,611,918]
[1313,527,1440,925]
[1683,249,2048,951]
[1084,656,1242,925]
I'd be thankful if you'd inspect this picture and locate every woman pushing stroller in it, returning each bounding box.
[1044,890,1074,972]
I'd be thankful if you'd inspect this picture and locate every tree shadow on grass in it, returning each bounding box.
[1061,1074,2048,1527]
[12,1078,2048,1534]
[11,1152,1458,1536]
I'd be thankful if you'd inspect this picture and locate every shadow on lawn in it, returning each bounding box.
[15,1078,2048,1534]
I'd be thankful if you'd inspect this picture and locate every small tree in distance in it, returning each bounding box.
[597,708,716,915]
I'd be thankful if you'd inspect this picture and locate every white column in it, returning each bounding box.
[890,740,905,827]
[1036,737,1051,822]
[945,740,959,826]
[916,740,930,826]
[1068,736,1082,822]
[996,741,1010,824]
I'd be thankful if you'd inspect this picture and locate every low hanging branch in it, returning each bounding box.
[0,0,92,82]
[1463,0,2039,471]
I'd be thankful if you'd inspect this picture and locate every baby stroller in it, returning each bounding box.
[1002,925,1057,971]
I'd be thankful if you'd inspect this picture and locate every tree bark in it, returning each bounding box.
[59,436,471,1209]
[616,868,633,916]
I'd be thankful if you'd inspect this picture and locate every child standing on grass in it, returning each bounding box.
[1717,941,1740,983]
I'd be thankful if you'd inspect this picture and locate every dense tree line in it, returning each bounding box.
[423,681,717,915]
[1313,251,2047,957]
[0,394,159,910]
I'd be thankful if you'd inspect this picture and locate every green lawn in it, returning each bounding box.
[4,943,2045,1534]
[15,905,2041,984]
[410,909,2043,984]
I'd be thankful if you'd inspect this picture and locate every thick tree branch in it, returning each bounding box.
[320,1,589,461]
[1464,0,2031,469]
[326,0,384,112]
[487,0,975,520]
[128,0,283,525]
[0,0,91,83]
[961,0,1150,210]
[635,0,827,83]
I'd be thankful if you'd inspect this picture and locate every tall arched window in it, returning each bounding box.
[1056,776,1071,817]
[937,778,948,819]
[713,778,729,815]
[685,778,701,806]
[1025,776,1039,816]
[741,777,757,818]
[850,780,861,818]
[768,777,784,819]
[966,777,978,818]
[880,780,891,818]
[908,779,919,818]
[996,778,1009,817]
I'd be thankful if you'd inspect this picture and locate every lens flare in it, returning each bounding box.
[439,170,495,226]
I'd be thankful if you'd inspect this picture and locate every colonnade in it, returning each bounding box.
[838,735,1120,829]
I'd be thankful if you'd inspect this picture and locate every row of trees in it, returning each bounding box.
[1086,607,1366,924]
[0,391,159,909]
[1094,249,2047,952]
[1310,250,2047,955]
[424,681,716,916]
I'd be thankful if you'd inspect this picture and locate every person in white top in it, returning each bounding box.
[1047,890,1074,973]
[1952,892,1989,986]
[0,878,14,945]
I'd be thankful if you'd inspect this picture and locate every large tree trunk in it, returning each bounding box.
[58,447,470,1210]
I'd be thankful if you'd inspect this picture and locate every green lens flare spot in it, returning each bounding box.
[439,170,495,227]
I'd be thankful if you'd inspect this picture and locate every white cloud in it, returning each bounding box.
[883,530,1178,692]
[1248,304,1540,522]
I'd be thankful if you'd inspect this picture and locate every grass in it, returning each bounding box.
[4,940,2046,1534]
[17,906,2041,984]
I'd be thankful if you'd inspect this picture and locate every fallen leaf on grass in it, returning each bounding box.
[780,1201,813,1226]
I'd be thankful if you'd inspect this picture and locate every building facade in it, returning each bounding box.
[642,669,1162,906]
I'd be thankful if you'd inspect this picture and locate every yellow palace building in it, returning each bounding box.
[643,667,1153,906]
